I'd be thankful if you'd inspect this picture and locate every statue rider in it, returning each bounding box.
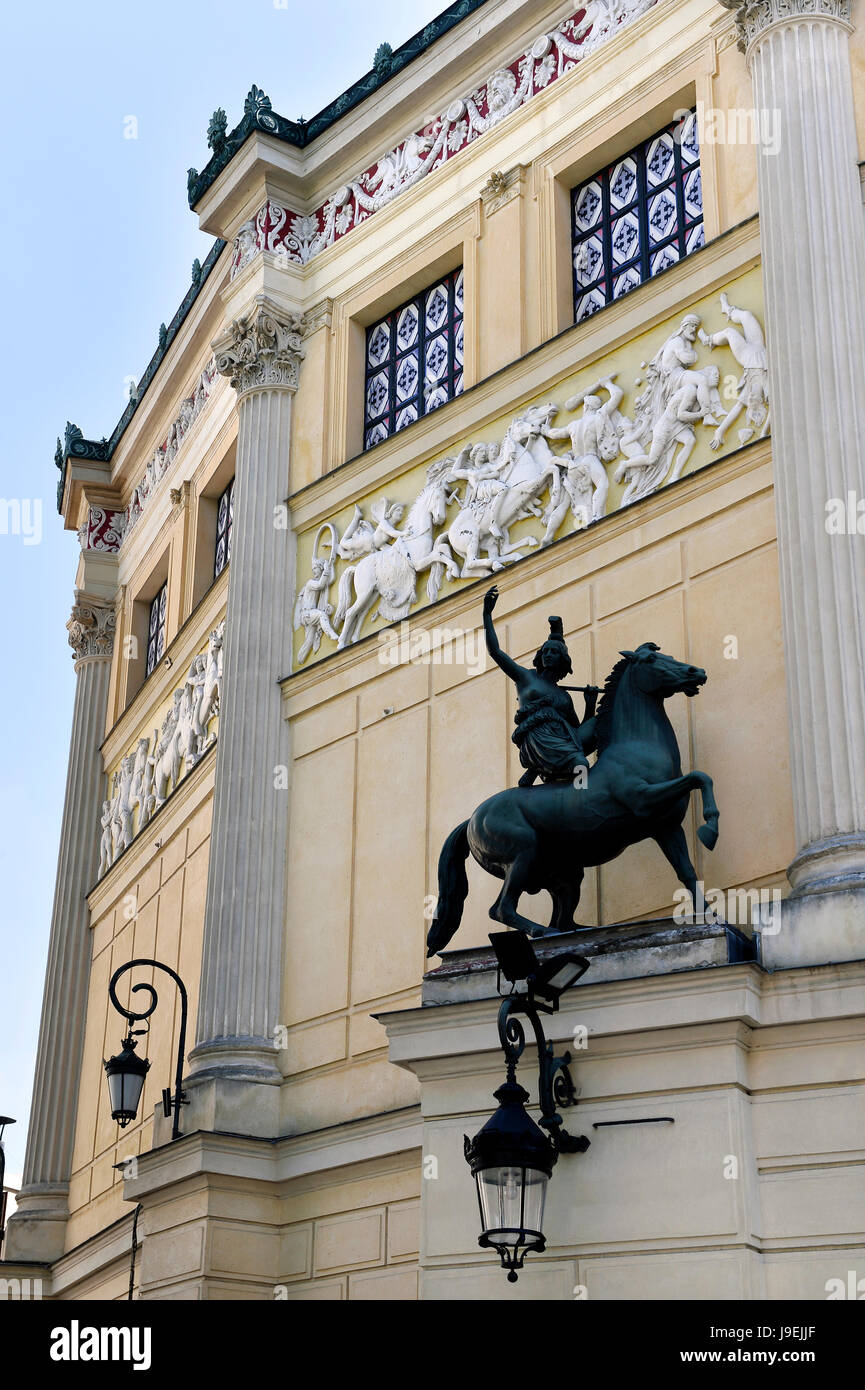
[483,585,599,787]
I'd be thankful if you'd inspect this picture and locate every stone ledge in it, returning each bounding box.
[423,918,756,1005]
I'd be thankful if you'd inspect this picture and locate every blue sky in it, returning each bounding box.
[0,0,447,1192]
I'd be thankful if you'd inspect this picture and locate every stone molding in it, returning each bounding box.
[212,294,305,398]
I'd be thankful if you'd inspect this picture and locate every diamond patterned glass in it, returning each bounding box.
[363,268,464,448]
[146,582,168,677]
[571,110,703,323]
[214,477,234,581]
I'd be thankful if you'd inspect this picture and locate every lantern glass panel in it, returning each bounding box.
[477,1165,548,1245]
[107,1067,146,1125]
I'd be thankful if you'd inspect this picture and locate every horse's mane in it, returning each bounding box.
[593,656,631,752]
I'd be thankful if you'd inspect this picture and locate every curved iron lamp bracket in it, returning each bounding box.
[108,958,189,1141]
[497,995,589,1155]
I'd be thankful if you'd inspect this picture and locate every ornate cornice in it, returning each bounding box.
[718,0,851,53]
[186,0,490,208]
[212,295,305,398]
[67,597,116,665]
[225,2,657,278]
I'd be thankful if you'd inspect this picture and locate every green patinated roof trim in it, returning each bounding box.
[186,0,491,209]
[56,237,227,512]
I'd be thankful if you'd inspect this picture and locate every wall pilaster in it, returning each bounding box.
[185,296,303,1132]
[5,597,115,1263]
[719,0,865,894]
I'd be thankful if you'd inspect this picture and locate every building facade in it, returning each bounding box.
[4,0,865,1299]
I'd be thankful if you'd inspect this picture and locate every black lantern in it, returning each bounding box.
[464,935,590,1281]
[103,1035,150,1127]
[104,959,189,1140]
[464,1078,557,1281]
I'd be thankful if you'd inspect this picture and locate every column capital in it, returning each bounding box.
[67,593,116,666]
[718,0,851,55]
[212,293,305,399]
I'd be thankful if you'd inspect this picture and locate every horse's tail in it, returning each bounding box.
[334,564,355,628]
[426,819,470,957]
[426,560,444,603]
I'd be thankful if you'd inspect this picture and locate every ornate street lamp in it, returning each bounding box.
[104,959,189,1140]
[0,1115,16,1247]
[464,934,590,1282]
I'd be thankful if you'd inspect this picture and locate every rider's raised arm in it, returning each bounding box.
[483,586,526,683]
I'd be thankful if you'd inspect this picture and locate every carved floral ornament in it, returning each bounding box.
[294,290,770,666]
[67,599,117,664]
[212,296,305,398]
[98,620,225,878]
[229,0,658,278]
[717,0,852,53]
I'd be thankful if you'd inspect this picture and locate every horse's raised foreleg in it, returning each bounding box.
[490,852,548,937]
[429,539,460,581]
[619,771,719,849]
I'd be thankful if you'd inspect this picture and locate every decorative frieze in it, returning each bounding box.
[294,290,769,663]
[212,295,305,398]
[74,359,219,555]
[77,506,127,554]
[125,358,219,535]
[67,599,116,666]
[97,620,225,877]
[718,0,851,53]
[229,0,657,277]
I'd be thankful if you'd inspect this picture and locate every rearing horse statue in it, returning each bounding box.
[427,588,719,955]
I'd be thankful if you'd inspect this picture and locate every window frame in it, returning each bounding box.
[570,110,703,325]
[213,476,235,581]
[362,268,464,451]
[145,582,168,678]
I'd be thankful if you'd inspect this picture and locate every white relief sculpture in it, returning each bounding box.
[616,367,721,505]
[234,219,259,274]
[148,691,184,818]
[448,443,511,541]
[608,314,728,505]
[465,63,534,136]
[230,2,660,279]
[98,620,225,875]
[333,459,460,649]
[294,523,341,663]
[124,357,218,539]
[440,407,561,576]
[193,624,224,746]
[337,500,406,561]
[99,799,115,878]
[301,297,769,661]
[540,377,624,541]
[700,293,770,448]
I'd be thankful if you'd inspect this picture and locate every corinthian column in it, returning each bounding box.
[5,597,115,1263]
[719,0,865,895]
[186,296,302,1118]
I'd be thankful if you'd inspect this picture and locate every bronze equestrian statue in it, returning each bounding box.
[427,585,719,955]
